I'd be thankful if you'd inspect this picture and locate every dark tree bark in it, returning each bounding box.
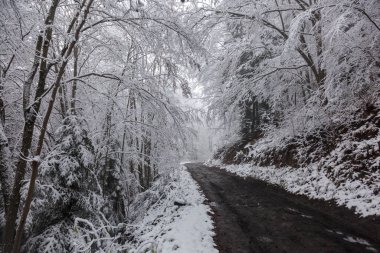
[3,1,60,252]
[70,45,80,114]
[11,1,95,252]
[0,125,12,216]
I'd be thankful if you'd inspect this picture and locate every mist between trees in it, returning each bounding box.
[0,0,379,252]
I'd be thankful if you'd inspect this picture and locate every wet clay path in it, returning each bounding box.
[185,163,380,253]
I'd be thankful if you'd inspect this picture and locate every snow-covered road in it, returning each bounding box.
[187,163,380,253]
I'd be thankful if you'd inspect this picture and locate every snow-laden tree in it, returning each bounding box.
[24,115,98,252]
[0,0,202,251]
[200,0,380,150]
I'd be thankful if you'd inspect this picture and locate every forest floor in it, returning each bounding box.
[128,165,217,253]
[186,163,380,253]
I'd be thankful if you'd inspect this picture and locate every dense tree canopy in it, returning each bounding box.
[201,0,379,146]
[0,0,379,252]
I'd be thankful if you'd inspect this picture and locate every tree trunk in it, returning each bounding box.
[0,125,12,216]
[70,45,79,114]
[6,0,96,251]
[3,1,59,251]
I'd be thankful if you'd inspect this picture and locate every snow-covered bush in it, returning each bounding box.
[25,116,100,252]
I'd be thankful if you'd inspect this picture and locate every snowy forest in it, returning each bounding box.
[0,0,379,252]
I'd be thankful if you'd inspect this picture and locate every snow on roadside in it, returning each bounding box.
[208,160,380,217]
[129,166,218,253]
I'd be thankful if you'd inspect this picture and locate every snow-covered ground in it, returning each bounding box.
[129,166,218,253]
[208,160,380,217]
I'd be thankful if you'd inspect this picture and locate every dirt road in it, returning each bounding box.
[185,163,380,253]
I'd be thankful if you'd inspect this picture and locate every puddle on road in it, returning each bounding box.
[343,236,378,252]
[343,236,371,246]
[286,207,313,219]
[257,236,273,243]
[287,207,300,213]
[326,229,378,252]
[326,229,343,235]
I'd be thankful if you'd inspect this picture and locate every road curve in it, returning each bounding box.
[185,163,380,253]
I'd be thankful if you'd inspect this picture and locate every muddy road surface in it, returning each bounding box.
[185,163,380,253]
